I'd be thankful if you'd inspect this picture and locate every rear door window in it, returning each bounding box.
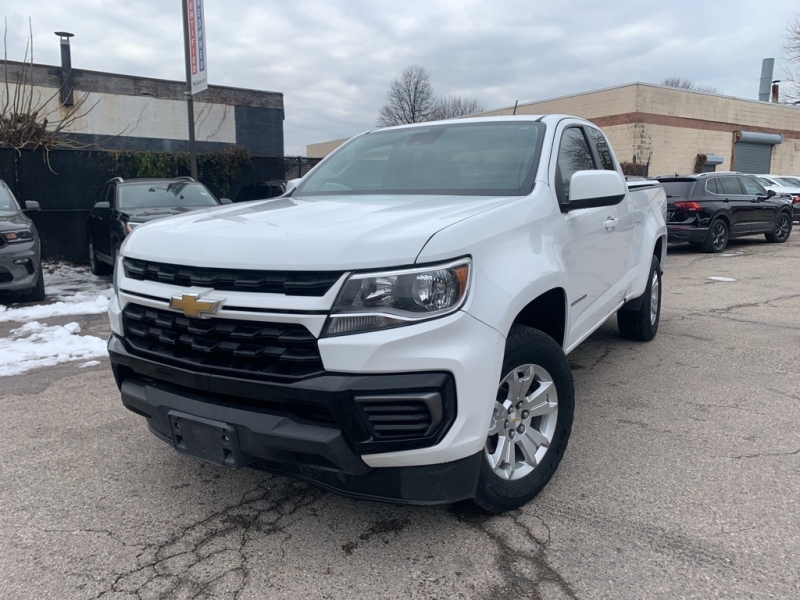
[587,128,616,171]
[705,179,720,195]
[719,176,744,195]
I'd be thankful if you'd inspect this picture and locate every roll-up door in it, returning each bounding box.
[733,131,783,174]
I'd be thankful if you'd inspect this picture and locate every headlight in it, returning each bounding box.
[323,258,471,337]
[125,222,142,234]
[1,229,34,243]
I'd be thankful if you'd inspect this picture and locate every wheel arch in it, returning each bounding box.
[510,288,567,349]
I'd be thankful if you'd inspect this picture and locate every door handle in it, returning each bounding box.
[604,217,618,231]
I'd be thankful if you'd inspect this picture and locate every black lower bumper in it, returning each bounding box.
[109,335,478,505]
[667,225,708,243]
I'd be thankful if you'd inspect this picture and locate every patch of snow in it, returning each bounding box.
[79,360,101,368]
[708,276,737,282]
[0,321,108,377]
[0,294,109,323]
[43,261,112,301]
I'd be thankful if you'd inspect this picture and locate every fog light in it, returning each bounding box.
[354,392,443,440]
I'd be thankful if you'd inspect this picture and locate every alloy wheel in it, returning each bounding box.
[485,364,559,481]
[775,214,790,241]
[650,269,660,326]
[712,222,727,251]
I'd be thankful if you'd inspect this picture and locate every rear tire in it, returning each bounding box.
[765,212,792,243]
[617,256,661,342]
[702,219,728,253]
[472,326,574,514]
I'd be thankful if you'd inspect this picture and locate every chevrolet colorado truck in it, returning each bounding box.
[108,115,667,513]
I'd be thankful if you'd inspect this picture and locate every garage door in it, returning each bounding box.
[733,131,783,174]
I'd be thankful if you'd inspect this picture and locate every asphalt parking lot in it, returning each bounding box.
[1,236,799,600]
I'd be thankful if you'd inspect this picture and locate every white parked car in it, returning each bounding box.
[107,115,667,513]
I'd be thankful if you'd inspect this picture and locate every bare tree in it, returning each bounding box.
[783,18,800,101]
[661,76,719,94]
[376,64,435,127]
[430,94,485,120]
[1,19,104,168]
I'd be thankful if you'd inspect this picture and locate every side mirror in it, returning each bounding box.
[95,201,111,209]
[766,189,776,198]
[564,170,626,211]
[24,201,40,212]
[220,197,232,205]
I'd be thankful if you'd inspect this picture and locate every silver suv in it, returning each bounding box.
[0,180,44,302]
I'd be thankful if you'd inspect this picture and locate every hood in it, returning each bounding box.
[123,194,516,270]
[0,210,31,232]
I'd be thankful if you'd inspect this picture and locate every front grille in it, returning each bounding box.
[122,303,324,382]
[0,237,6,249]
[356,399,434,440]
[0,267,12,284]
[124,258,342,297]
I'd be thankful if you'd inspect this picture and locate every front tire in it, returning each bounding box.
[19,269,45,302]
[617,255,661,342]
[765,212,792,243]
[88,232,110,276]
[473,326,574,514]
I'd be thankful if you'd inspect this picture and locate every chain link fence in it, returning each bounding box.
[0,148,322,261]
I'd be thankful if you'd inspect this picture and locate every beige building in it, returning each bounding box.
[307,83,800,176]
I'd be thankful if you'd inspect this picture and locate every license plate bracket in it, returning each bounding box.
[168,411,244,469]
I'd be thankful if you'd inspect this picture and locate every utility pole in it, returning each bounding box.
[181,0,198,179]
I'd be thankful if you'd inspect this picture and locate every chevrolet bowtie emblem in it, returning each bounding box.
[169,293,221,318]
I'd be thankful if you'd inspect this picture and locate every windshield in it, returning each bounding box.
[295,121,545,197]
[0,186,20,212]
[118,182,218,210]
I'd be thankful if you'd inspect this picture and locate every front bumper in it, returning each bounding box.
[109,334,485,504]
[0,242,39,291]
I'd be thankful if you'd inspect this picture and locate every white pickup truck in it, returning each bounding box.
[108,115,667,513]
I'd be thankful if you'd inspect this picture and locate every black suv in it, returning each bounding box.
[656,172,793,253]
[87,177,228,275]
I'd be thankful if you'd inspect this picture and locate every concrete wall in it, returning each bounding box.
[4,61,284,156]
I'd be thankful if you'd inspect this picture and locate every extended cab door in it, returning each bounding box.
[554,125,631,344]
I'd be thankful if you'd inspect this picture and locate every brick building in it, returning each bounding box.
[307,83,800,176]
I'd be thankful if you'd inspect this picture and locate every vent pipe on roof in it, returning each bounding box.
[758,58,774,102]
[771,81,780,103]
[54,31,74,106]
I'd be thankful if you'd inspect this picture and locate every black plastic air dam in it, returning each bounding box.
[121,376,478,505]
[109,335,476,504]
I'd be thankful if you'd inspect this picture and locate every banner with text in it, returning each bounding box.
[186,0,208,94]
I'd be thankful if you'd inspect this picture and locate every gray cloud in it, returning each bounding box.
[4,1,798,154]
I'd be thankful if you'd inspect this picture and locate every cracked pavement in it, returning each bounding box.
[1,235,799,599]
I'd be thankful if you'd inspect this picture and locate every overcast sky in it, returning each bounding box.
[4,1,799,155]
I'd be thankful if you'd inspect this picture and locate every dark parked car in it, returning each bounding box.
[234,180,287,203]
[0,179,44,302]
[87,177,229,275]
[656,172,793,253]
